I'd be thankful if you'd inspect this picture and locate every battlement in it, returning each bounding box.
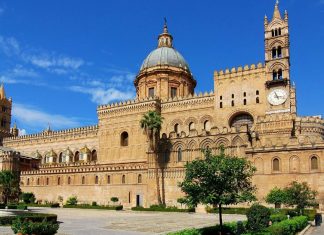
[3,125,98,143]
[214,62,265,80]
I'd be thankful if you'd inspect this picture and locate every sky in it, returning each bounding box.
[0,0,323,135]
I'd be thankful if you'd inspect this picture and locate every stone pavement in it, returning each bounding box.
[0,207,246,235]
[305,215,324,235]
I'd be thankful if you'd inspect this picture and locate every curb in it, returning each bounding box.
[298,224,312,235]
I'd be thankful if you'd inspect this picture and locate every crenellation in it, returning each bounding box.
[214,62,265,80]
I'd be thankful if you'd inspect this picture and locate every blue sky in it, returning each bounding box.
[0,0,323,134]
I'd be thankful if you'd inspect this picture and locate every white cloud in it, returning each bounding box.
[12,103,81,131]
[70,86,135,104]
[0,36,20,56]
[18,128,27,136]
[25,54,84,70]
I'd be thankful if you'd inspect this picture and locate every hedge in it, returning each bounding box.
[206,207,248,215]
[0,213,57,226]
[270,214,287,223]
[63,204,123,210]
[132,206,195,213]
[268,216,308,235]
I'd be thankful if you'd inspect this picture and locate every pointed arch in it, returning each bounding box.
[289,156,300,173]
[199,138,214,150]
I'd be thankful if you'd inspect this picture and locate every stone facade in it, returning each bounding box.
[2,3,324,209]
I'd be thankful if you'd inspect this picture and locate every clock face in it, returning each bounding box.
[268,89,288,106]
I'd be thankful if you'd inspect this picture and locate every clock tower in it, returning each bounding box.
[264,1,296,115]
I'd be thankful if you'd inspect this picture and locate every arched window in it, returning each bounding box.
[220,95,222,100]
[272,30,275,37]
[231,100,234,106]
[220,102,223,108]
[243,99,247,105]
[91,150,97,162]
[37,178,40,185]
[138,174,142,184]
[243,92,246,97]
[278,28,281,35]
[256,97,260,104]
[82,176,85,185]
[273,158,280,171]
[272,47,277,58]
[177,148,182,162]
[27,178,30,186]
[311,156,318,170]
[189,122,195,131]
[95,175,99,184]
[256,90,259,95]
[46,177,49,185]
[121,132,129,146]
[230,112,254,131]
[277,46,282,58]
[204,120,211,131]
[122,175,126,184]
[275,29,278,36]
[107,175,111,184]
[58,177,61,185]
[75,151,80,162]
[59,152,63,163]
[68,177,71,185]
[232,94,234,98]
[278,69,283,80]
[273,70,278,80]
[174,123,179,134]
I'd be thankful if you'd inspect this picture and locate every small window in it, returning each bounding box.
[231,100,234,107]
[275,29,278,36]
[243,92,246,97]
[121,132,129,146]
[122,175,126,184]
[232,94,234,98]
[138,174,142,184]
[107,175,111,184]
[189,122,195,131]
[220,96,222,100]
[82,176,85,185]
[278,28,281,35]
[273,71,278,80]
[95,175,99,184]
[174,123,179,134]
[256,90,259,95]
[177,148,182,162]
[243,99,247,105]
[68,177,71,185]
[27,178,30,186]
[148,87,154,97]
[58,177,61,185]
[277,46,282,58]
[204,120,211,131]
[171,87,177,98]
[272,48,277,58]
[311,156,318,170]
[46,177,49,185]
[256,97,260,104]
[37,178,40,185]
[278,69,283,80]
[220,102,223,108]
[273,158,280,171]
[272,30,275,37]
[75,151,80,162]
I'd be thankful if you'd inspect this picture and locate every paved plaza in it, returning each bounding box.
[0,207,246,235]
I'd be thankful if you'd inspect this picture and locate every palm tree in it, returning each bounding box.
[140,110,163,205]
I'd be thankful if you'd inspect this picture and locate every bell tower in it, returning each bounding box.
[264,0,290,82]
[264,1,295,115]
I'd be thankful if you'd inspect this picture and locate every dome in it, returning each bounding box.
[140,47,190,72]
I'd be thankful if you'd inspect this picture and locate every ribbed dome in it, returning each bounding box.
[140,47,190,72]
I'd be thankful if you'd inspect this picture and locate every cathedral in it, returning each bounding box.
[0,2,323,210]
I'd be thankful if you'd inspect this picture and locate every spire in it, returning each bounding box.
[273,0,282,20]
[264,14,268,28]
[0,83,6,99]
[157,18,173,48]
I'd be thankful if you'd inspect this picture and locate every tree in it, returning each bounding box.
[0,170,21,204]
[284,181,317,213]
[265,187,287,208]
[178,148,256,235]
[140,110,163,204]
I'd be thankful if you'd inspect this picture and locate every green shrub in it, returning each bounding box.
[7,204,18,209]
[50,203,60,208]
[206,206,248,215]
[11,218,59,235]
[110,197,119,203]
[303,209,316,221]
[66,196,78,206]
[168,228,201,235]
[63,204,123,210]
[270,213,287,223]
[246,204,271,232]
[92,201,97,206]
[20,192,36,204]
[0,203,5,209]
[268,216,308,235]
[131,205,194,213]
[0,213,57,225]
